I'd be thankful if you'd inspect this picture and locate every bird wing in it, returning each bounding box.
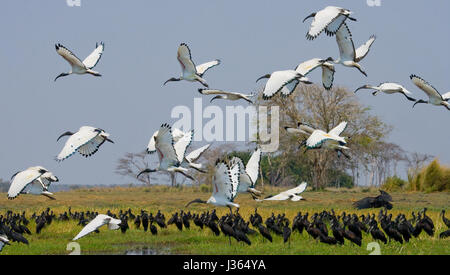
[230,157,251,191]
[228,161,240,201]
[146,130,159,153]
[353,197,375,209]
[155,124,180,169]
[212,161,232,198]
[441,92,450,101]
[174,130,193,163]
[262,70,301,99]
[8,168,45,199]
[306,6,346,39]
[279,79,300,97]
[185,143,210,163]
[336,23,356,61]
[171,128,186,143]
[410,74,443,100]
[306,130,330,148]
[77,134,107,158]
[355,35,376,62]
[322,62,335,90]
[263,182,307,201]
[245,148,261,186]
[295,58,323,76]
[82,42,104,69]
[177,43,197,75]
[73,214,119,240]
[328,121,347,136]
[55,44,86,69]
[56,127,99,161]
[196,60,221,77]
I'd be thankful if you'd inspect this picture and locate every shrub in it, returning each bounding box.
[382,176,407,191]
[199,184,211,193]
[407,159,450,192]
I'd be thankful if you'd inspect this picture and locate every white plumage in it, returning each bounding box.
[258,182,307,201]
[303,6,356,40]
[164,43,220,87]
[306,121,348,150]
[0,234,10,252]
[138,124,196,182]
[256,70,307,99]
[329,23,375,77]
[410,75,450,110]
[72,214,121,241]
[186,160,240,210]
[295,58,336,90]
[198,89,254,104]
[230,148,262,196]
[56,126,113,161]
[54,42,104,81]
[354,82,416,102]
[8,166,59,200]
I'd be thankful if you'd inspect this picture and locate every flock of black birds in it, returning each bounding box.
[0,206,449,253]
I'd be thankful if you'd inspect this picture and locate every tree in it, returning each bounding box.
[115,150,154,185]
[256,84,392,189]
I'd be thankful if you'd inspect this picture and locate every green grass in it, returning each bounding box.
[0,186,449,255]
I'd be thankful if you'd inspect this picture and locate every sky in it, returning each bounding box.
[0,0,448,186]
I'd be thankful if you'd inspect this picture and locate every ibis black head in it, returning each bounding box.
[210,95,224,103]
[136,168,157,179]
[354,85,370,93]
[185,198,207,208]
[54,72,69,82]
[413,99,427,108]
[302,12,316,22]
[57,131,74,142]
[256,74,271,83]
[163,77,181,86]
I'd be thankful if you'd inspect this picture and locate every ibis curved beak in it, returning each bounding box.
[412,100,425,108]
[256,74,271,83]
[137,168,156,178]
[163,77,180,86]
[56,131,74,142]
[210,95,222,103]
[302,12,316,23]
[185,198,207,208]
[54,73,69,82]
[354,85,369,93]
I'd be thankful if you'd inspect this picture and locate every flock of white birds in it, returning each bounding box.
[4,6,448,241]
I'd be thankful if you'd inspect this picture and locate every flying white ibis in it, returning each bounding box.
[164,43,220,87]
[72,214,121,241]
[147,126,210,171]
[354,82,416,102]
[410,75,450,111]
[302,121,350,158]
[230,148,262,197]
[137,123,196,182]
[328,23,375,77]
[295,58,336,90]
[303,6,356,40]
[56,126,113,161]
[7,166,59,200]
[256,182,307,201]
[198,89,254,104]
[0,234,10,252]
[185,159,240,213]
[54,42,104,81]
[256,70,309,100]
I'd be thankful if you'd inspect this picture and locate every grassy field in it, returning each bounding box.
[0,186,449,255]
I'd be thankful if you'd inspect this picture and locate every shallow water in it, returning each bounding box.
[124,247,171,255]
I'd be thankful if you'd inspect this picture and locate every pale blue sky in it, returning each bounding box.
[0,0,448,186]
